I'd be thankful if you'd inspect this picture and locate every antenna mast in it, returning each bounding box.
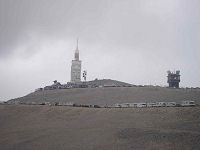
[76,38,79,50]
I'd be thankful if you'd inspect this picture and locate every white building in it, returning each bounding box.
[71,40,81,83]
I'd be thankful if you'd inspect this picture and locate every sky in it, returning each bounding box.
[0,0,200,101]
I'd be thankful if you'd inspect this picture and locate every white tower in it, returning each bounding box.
[71,39,81,83]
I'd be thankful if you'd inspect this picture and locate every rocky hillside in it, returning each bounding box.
[86,79,133,87]
[9,86,200,105]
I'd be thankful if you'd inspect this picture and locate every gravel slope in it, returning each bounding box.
[0,105,200,150]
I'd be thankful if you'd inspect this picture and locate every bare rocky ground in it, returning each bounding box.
[0,104,200,150]
[10,87,200,105]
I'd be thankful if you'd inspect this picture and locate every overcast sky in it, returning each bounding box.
[0,0,200,101]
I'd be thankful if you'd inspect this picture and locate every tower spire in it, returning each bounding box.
[74,38,79,60]
[76,38,79,50]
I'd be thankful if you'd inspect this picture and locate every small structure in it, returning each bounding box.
[146,102,156,107]
[0,101,6,104]
[155,102,166,107]
[113,104,121,108]
[83,70,87,82]
[35,88,43,92]
[58,102,74,106]
[104,84,117,87]
[43,80,62,90]
[167,70,180,88]
[165,102,176,107]
[119,103,130,108]
[181,101,195,107]
[136,103,147,107]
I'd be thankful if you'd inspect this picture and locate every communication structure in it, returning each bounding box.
[167,70,180,88]
[71,39,81,83]
[83,70,87,82]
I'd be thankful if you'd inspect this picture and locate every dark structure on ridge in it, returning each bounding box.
[167,70,180,88]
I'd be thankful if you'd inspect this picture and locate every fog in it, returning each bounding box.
[0,0,200,101]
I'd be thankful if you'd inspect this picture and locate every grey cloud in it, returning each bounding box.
[0,0,200,101]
